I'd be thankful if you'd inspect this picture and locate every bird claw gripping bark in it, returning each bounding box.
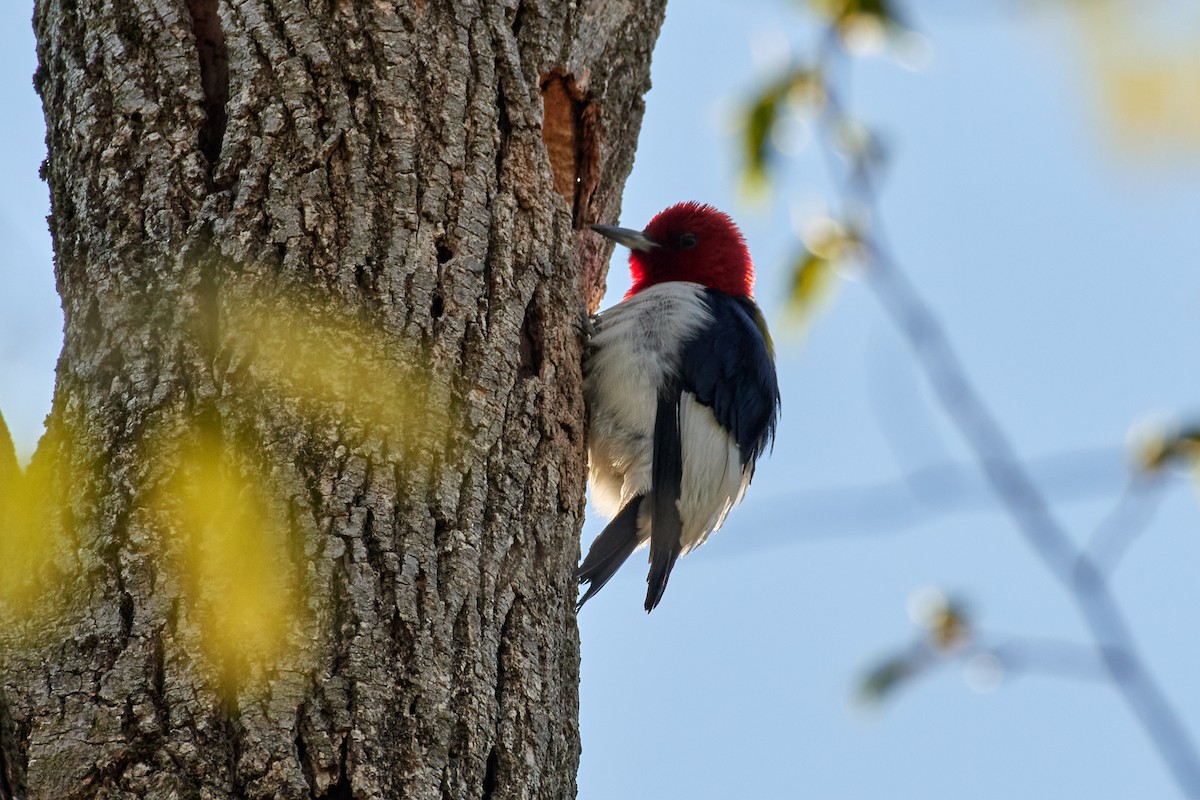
[575,310,599,341]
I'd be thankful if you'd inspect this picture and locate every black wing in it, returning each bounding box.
[678,291,780,467]
[642,292,779,612]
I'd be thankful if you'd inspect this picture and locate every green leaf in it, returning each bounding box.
[741,69,823,191]
[743,88,779,190]
[858,654,917,703]
[790,251,830,312]
[854,0,897,23]
[806,0,898,26]
[784,248,840,333]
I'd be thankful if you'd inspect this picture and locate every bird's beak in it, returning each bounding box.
[590,224,659,252]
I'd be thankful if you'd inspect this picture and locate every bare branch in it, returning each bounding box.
[808,25,1200,798]
[984,634,1115,684]
[733,445,1132,551]
[1083,475,1170,577]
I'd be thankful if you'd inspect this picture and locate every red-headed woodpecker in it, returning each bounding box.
[578,202,781,612]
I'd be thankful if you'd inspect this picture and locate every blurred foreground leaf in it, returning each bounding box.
[225,292,435,443]
[785,249,835,328]
[152,425,303,687]
[0,412,16,487]
[807,0,908,55]
[744,88,781,191]
[742,68,823,191]
[858,652,920,704]
[1069,0,1200,153]
[807,0,897,22]
[0,411,41,613]
[0,410,69,622]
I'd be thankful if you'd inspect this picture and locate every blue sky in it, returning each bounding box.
[3,2,1199,798]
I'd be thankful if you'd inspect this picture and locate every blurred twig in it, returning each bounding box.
[1082,475,1169,576]
[783,10,1200,796]
[734,445,1138,549]
[986,633,1116,684]
[862,629,1119,706]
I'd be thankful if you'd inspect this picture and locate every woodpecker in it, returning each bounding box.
[578,202,781,612]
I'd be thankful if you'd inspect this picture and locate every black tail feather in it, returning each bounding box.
[644,546,679,613]
[646,392,684,613]
[575,496,644,610]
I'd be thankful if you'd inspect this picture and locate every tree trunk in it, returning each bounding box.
[0,0,664,797]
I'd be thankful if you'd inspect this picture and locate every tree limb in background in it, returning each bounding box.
[742,2,1200,795]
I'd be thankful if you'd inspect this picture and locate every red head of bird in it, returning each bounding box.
[591,202,755,299]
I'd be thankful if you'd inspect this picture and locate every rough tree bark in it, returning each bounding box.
[0,0,665,797]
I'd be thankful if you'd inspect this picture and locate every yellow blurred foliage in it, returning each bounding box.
[152,425,301,679]
[224,292,429,440]
[148,288,439,689]
[1068,0,1200,151]
[2,286,439,686]
[785,249,837,333]
[0,413,59,619]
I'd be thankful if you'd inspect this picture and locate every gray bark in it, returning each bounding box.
[0,0,665,797]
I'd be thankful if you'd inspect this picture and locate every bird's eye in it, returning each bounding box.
[678,233,698,250]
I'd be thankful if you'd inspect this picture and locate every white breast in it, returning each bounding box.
[584,282,714,519]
